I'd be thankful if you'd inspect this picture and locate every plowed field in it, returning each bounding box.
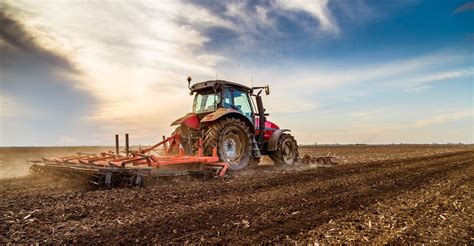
[0,145,472,243]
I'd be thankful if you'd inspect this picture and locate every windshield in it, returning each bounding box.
[193,91,220,114]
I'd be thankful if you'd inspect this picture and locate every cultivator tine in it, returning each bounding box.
[300,154,338,165]
[89,173,104,186]
[105,172,112,187]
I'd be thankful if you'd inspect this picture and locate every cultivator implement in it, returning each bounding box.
[300,154,338,165]
[30,134,229,187]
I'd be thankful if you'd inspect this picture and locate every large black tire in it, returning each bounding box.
[269,133,298,166]
[203,118,253,170]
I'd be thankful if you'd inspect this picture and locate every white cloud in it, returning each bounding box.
[399,67,473,87]
[415,110,473,127]
[6,0,235,141]
[3,0,347,144]
[216,52,470,118]
[3,0,346,139]
[221,52,469,92]
[0,95,14,117]
[255,5,274,27]
[226,2,255,28]
[223,2,279,38]
[275,0,339,34]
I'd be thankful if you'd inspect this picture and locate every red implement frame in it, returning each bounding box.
[35,133,228,177]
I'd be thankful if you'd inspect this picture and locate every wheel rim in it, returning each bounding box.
[221,130,244,162]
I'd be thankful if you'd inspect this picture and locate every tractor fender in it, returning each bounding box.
[201,108,255,132]
[170,112,200,129]
[267,129,290,152]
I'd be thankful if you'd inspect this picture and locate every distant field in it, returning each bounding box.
[298,144,473,164]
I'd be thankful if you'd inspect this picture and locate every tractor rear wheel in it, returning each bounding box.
[269,133,298,166]
[203,118,253,170]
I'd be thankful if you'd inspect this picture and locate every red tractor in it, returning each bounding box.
[29,77,303,187]
[170,77,299,170]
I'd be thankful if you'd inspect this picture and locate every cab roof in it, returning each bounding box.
[190,80,252,93]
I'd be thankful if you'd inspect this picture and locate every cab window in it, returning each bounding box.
[232,89,253,119]
[222,89,233,108]
[193,91,220,113]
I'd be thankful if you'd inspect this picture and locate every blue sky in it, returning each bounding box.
[0,0,472,146]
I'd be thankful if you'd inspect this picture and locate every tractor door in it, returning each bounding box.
[222,88,254,121]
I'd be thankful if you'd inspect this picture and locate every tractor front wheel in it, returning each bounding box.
[203,118,253,170]
[269,133,298,166]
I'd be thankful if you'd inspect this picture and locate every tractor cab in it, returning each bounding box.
[190,80,254,121]
[183,77,274,138]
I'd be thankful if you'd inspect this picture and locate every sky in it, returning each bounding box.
[0,0,473,146]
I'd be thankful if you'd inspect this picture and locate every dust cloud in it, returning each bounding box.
[0,146,112,179]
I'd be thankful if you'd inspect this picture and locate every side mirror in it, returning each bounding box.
[264,84,270,95]
[187,76,192,89]
[187,76,193,95]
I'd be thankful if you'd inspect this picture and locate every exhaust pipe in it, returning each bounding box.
[115,134,119,155]
[125,133,129,156]
[256,94,265,143]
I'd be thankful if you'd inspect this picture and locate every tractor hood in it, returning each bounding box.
[200,108,241,123]
[256,118,279,130]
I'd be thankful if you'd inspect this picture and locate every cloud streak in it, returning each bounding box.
[222,52,470,91]
[398,67,473,88]
[453,2,474,13]
[415,110,473,127]
[275,0,339,34]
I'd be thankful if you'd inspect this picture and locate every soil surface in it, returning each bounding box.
[0,145,472,244]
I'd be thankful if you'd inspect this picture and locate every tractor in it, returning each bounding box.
[29,77,305,187]
[170,77,299,170]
